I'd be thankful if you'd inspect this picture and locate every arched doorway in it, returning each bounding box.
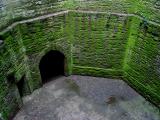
[39,50,65,84]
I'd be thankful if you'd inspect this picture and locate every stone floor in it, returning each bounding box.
[13,75,160,120]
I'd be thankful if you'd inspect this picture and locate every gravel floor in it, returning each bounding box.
[13,75,160,120]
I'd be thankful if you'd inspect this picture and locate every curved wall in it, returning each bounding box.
[0,6,160,120]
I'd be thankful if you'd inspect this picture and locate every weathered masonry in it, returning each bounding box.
[0,0,160,119]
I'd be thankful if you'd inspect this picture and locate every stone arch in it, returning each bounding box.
[39,49,67,84]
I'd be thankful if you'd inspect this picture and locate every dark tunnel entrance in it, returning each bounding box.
[39,50,65,84]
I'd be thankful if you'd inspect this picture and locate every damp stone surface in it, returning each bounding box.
[13,75,160,120]
[0,1,160,119]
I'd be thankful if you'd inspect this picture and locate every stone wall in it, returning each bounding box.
[0,0,66,30]
[19,14,72,91]
[70,12,131,78]
[0,12,72,120]
[0,11,131,119]
[124,17,160,107]
[0,10,160,120]
[135,0,160,23]
[0,25,27,120]
[0,0,160,30]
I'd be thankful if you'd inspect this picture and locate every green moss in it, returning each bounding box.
[123,17,160,107]
[0,9,160,120]
[123,17,141,71]
[1,0,160,31]
[73,66,123,79]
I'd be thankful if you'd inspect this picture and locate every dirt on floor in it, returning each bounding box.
[13,75,160,120]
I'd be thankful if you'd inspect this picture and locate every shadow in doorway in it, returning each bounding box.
[17,76,25,97]
[39,50,65,84]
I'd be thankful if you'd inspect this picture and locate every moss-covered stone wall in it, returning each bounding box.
[0,0,66,31]
[0,0,160,30]
[0,12,72,120]
[0,26,28,120]
[123,17,160,107]
[134,0,160,23]
[0,11,130,119]
[70,12,131,78]
[0,10,160,120]
[19,14,72,91]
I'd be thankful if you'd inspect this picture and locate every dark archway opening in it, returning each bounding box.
[39,50,65,84]
[7,73,25,97]
[17,76,25,97]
